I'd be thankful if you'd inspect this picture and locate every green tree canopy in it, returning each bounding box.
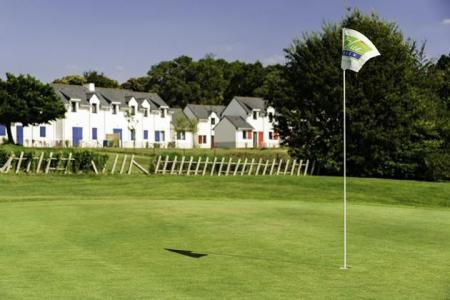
[0,73,66,144]
[52,75,87,85]
[270,9,448,180]
[83,71,119,88]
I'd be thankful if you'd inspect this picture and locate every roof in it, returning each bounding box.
[170,108,189,124]
[223,116,254,130]
[50,84,168,109]
[185,104,225,119]
[233,96,266,114]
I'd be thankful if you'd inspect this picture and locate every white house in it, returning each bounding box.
[170,108,194,149]
[1,83,173,148]
[221,96,280,148]
[214,116,255,148]
[183,104,225,148]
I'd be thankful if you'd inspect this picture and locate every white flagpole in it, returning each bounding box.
[341,28,348,270]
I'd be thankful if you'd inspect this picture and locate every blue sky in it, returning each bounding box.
[0,0,448,83]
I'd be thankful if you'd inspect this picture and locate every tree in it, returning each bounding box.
[52,75,87,85]
[83,71,119,88]
[271,9,446,179]
[0,73,66,144]
[120,76,150,92]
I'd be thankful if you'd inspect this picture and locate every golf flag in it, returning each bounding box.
[341,28,380,72]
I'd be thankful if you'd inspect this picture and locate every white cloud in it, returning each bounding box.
[442,19,450,25]
[261,54,285,66]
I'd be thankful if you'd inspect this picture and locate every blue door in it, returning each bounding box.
[113,128,122,144]
[16,125,23,145]
[72,127,83,146]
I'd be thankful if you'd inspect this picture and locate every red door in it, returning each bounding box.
[258,132,264,148]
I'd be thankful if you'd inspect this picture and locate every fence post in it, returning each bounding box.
[120,155,128,175]
[276,159,283,175]
[297,159,303,176]
[65,152,73,174]
[36,152,44,174]
[162,155,170,175]
[15,152,24,174]
[178,156,186,175]
[240,158,248,176]
[45,152,54,174]
[224,157,232,176]
[248,158,255,175]
[194,157,202,175]
[202,157,209,176]
[290,159,297,176]
[127,155,135,175]
[91,160,99,174]
[233,159,241,176]
[170,156,178,175]
[269,159,276,175]
[186,156,194,176]
[255,158,262,176]
[210,157,217,176]
[263,159,269,175]
[0,155,15,174]
[304,160,310,176]
[218,157,225,176]
[154,155,162,174]
[111,154,119,174]
[25,154,33,173]
[283,159,290,175]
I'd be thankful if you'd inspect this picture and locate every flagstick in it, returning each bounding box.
[342,68,348,270]
[341,27,348,270]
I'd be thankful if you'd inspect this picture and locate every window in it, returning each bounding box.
[269,131,273,140]
[268,112,274,123]
[161,109,165,118]
[71,101,77,112]
[0,124,6,136]
[143,130,148,140]
[177,131,186,140]
[198,135,207,144]
[130,106,136,116]
[253,111,258,120]
[144,108,148,117]
[242,130,252,140]
[211,118,216,125]
[112,104,118,115]
[40,126,46,138]
[92,128,98,140]
[155,130,165,142]
[92,103,98,114]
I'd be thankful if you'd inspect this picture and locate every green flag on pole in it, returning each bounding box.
[341,28,380,72]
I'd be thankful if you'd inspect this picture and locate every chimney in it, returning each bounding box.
[85,83,95,93]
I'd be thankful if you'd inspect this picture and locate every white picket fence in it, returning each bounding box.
[0,152,311,176]
[153,155,310,176]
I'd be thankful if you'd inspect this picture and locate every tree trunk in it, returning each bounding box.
[6,122,15,144]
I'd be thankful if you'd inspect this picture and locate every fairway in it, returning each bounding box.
[0,176,449,299]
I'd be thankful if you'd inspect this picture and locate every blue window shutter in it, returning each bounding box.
[40,126,46,137]
[144,130,148,140]
[0,125,5,136]
[92,128,97,140]
[155,131,160,142]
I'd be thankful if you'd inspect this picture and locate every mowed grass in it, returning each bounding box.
[0,175,449,299]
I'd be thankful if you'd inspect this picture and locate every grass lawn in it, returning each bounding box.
[0,175,449,299]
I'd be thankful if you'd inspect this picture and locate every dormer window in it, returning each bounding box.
[92,103,98,114]
[161,108,165,118]
[112,104,118,115]
[71,101,77,113]
[144,108,149,117]
[211,118,216,125]
[268,112,273,123]
[130,106,136,116]
[253,111,258,120]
